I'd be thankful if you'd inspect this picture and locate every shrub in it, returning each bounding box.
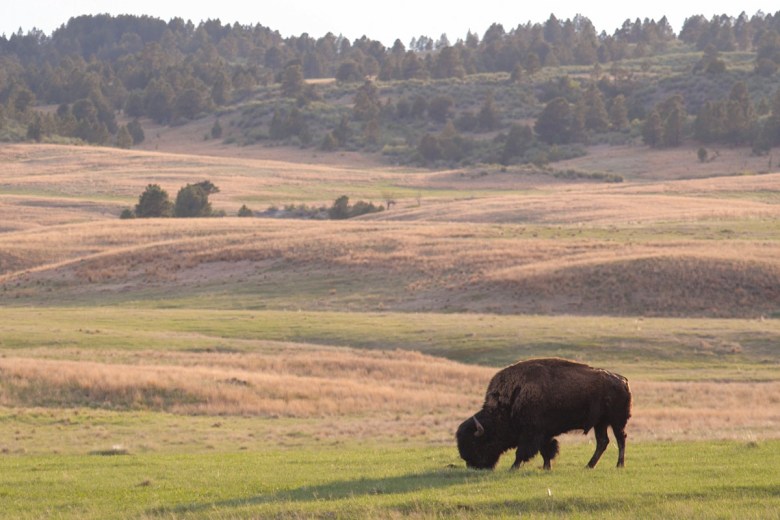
[321,131,339,151]
[349,200,385,217]
[328,195,384,219]
[211,119,223,139]
[134,184,173,218]
[174,181,220,218]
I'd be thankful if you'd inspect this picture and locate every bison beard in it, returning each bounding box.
[456,358,632,470]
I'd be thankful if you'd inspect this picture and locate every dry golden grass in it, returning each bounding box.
[556,143,779,181]
[2,216,779,316]
[1,141,779,447]
[631,380,780,441]
[5,143,779,230]
[368,189,780,224]
[132,112,382,168]
[0,143,424,232]
[1,348,777,443]
[0,347,485,418]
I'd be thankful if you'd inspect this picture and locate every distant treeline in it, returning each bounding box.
[3,12,780,163]
[2,12,779,114]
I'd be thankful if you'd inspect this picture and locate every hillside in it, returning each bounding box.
[1,143,779,318]
[4,12,780,171]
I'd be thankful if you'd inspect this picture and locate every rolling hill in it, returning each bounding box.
[2,143,779,318]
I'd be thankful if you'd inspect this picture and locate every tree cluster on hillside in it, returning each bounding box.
[4,12,780,165]
[124,180,220,218]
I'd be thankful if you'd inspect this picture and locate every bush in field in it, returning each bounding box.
[329,195,351,219]
[129,181,220,219]
[329,195,384,219]
[134,184,173,218]
[174,181,220,218]
[349,200,385,217]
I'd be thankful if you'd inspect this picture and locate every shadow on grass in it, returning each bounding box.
[147,466,780,517]
[147,467,485,516]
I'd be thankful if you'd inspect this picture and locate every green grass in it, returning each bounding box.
[0,407,317,456]
[1,440,778,519]
[1,307,778,379]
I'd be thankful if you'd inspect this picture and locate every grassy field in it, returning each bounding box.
[2,441,779,519]
[1,142,779,517]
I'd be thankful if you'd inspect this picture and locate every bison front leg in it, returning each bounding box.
[510,434,543,470]
[586,424,609,468]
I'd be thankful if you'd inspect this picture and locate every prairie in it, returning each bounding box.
[2,442,780,519]
[2,144,780,321]
[0,142,779,518]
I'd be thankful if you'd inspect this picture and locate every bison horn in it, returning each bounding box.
[473,416,485,437]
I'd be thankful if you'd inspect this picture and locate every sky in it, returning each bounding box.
[1,1,776,46]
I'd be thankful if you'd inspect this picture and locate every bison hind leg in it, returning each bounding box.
[540,438,560,470]
[613,426,627,468]
[586,424,610,469]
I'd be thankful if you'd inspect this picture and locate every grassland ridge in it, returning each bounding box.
[2,217,779,316]
[487,253,780,317]
[364,191,780,225]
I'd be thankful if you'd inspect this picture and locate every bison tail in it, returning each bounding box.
[623,378,633,420]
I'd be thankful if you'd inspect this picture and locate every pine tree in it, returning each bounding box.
[211,119,223,139]
[281,62,304,98]
[501,124,534,164]
[477,93,500,131]
[609,94,629,130]
[418,134,442,162]
[663,103,685,147]
[535,97,573,144]
[144,79,175,124]
[353,80,381,121]
[116,125,133,149]
[127,119,145,144]
[725,81,754,144]
[642,109,663,147]
[583,85,609,133]
[524,52,542,75]
[332,115,351,146]
[765,89,780,146]
[135,184,173,218]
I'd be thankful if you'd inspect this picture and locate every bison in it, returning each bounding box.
[456,358,631,471]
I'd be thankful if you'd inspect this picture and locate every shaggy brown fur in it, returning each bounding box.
[456,358,632,470]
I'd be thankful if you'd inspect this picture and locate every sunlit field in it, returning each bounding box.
[1,143,779,518]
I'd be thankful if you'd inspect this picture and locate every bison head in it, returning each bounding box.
[456,410,508,470]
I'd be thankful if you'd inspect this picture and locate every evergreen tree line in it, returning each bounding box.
[4,11,780,115]
[4,12,780,159]
[643,81,780,153]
